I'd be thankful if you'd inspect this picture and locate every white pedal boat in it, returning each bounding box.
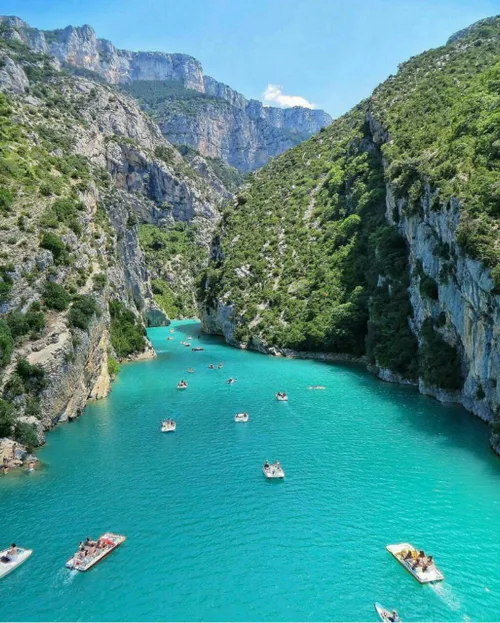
[263,461,285,479]
[374,603,401,622]
[161,421,176,432]
[192,347,204,351]
[234,412,249,422]
[66,533,125,572]
[167,337,174,341]
[386,543,444,583]
[226,378,237,385]
[0,546,32,579]
[276,392,288,401]
[177,381,188,390]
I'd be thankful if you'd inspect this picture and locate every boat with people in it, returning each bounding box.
[226,378,237,385]
[276,391,288,401]
[374,603,401,622]
[184,342,191,347]
[0,544,32,579]
[161,419,176,432]
[308,385,326,390]
[187,368,195,373]
[386,543,444,583]
[167,337,174,341]
[192,347,204,351]
[234,412,249,422]
[177,380,188,390]
[65,533,125,572]
[218,362,224,368]
[187,336,193,340]
[170,329,174,333]
[263,460,285,479]
[208,364,215,369]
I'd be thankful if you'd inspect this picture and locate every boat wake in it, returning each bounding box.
[61,568,78,585]
[430,582,461,611]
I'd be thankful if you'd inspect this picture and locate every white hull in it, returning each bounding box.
[0,547,32,579]
[386,543,444,583]
[161,424,176,432]
[263,466,285,479]
[66,533,125,572]
[276,396,288,401]
[374,603,400,622]
[234,413,249,422]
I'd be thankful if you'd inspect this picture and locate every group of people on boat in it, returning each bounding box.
[161,418,175,427]
[263,460,283,477]
[403,549,435,573]
[226,377,236,384]
[177,379,188,389]
[276,391,288,400]
[1,543,19,563]
[74,537,105,563]
[208,362,224,369]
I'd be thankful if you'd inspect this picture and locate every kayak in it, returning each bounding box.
[0,547,32,579]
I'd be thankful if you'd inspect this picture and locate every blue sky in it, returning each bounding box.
[5,0,499,116]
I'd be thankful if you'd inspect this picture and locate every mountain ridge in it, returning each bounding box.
[0,15,332,172]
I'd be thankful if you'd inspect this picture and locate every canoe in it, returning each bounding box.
[66,533,125,572]
[386,543,444,583]
[0,547,32,579]
[374,602,401,622]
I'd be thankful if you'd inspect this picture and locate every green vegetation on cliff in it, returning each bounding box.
[200,17,500,388]
[139,222,205,318]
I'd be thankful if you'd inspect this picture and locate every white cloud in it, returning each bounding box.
[262,84,315,109]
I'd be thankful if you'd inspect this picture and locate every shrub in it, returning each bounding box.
[5,307,45,340]
[0,399,14,436]
[40,232,69,265]
[93,273,107,291]
[107,356,120,376]
[109,299,146,358]
[42,280,70,311]
[15,359,46,394]
[0,187,14,212]
[68,295,100,330]
[0,319,13,367]
[15,422,39,451]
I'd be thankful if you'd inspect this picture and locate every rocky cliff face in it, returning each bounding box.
[0,16,332,172]
[0,31,224,451]
[199,16,500,453]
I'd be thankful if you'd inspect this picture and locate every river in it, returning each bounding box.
[1,320,499,621]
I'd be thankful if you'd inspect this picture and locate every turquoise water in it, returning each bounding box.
[1,320,500,622]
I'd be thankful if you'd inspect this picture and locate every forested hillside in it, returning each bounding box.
[200,16,500,439]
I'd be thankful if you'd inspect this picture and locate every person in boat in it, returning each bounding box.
[1,543,18,562]
[264,461,270,470]
[404,550,413,561]
[388,610,400,622]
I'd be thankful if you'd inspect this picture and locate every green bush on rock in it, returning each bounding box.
[109,300,146,359]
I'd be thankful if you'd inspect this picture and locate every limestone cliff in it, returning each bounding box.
[0,16,332,172]
[0,31,223,449]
